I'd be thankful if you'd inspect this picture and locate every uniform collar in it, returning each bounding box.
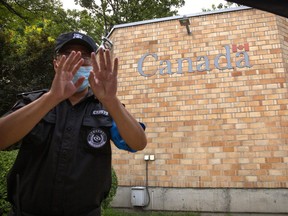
[84,87,100,102]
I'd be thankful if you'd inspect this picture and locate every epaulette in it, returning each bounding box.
[17,89,49,99]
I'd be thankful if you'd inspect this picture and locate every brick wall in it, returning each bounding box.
[109,8,288,188]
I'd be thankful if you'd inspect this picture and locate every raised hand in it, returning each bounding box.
[88,48,119,104]
[51,51,85,102]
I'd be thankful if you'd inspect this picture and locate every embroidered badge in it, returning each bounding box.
[73,33,83,39]
[87,129,107,148]
[91,109,109,116]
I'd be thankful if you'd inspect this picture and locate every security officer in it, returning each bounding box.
[0,31,147,216]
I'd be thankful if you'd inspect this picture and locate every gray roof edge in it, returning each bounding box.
[107,6,251,37]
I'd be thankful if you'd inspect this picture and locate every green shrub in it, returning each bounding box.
[102,167,118,210]
[0,150,118,215]
[0,150,18,216]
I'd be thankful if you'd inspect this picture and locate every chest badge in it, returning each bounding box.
[91,109,109,116]
[87,129,107,148]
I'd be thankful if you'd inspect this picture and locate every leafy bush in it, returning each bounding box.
[0,150,118,215]
[0,150,18,216]
[102,167,118,210]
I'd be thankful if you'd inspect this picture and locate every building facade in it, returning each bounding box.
[108,7,288,214]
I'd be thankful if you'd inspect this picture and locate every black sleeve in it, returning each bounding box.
[4,89,48,116]
[1,90,48,150]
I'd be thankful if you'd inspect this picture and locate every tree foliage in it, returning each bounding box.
[75,0,185,35]
[202,1,241,12]
[0,150,18,216]
[1,1,59,114]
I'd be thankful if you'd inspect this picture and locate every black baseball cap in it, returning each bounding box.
[55,31,98,53]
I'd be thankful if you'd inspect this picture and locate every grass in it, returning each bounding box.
[103,208,201,216]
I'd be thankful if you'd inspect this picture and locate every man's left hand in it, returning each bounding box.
[88,48,118,104]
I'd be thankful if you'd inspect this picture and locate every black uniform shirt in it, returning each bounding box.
[7,89,113,216]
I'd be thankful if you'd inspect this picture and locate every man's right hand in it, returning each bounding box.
[50,51,84,103]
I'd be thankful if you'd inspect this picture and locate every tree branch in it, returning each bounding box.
[0,0,29,23]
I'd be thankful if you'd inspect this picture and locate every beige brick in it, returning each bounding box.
[111,8,288,188]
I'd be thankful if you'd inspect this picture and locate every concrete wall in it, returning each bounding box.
[111,186,288,214]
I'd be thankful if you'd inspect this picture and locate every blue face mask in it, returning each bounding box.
[72,66,93,92]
